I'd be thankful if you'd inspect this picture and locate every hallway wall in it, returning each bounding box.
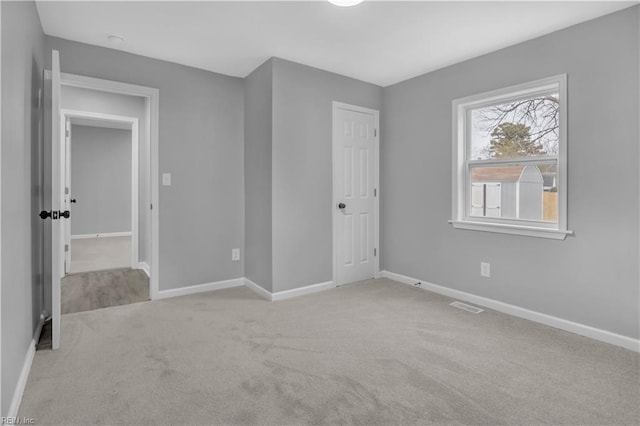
[70,125,132,236]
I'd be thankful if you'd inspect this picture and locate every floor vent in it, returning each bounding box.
[450,301,484,313]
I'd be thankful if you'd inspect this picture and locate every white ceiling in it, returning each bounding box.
[36,1,636,87]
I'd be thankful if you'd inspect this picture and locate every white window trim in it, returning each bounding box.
[450,74,572,240]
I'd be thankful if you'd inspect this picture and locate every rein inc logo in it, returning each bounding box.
[1,418,35,425]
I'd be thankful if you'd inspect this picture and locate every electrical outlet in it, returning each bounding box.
[232,248,240,262]
[480,262,491,278]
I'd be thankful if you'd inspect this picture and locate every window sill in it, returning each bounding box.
[448,220,573,240]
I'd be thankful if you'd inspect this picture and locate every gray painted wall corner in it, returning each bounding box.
[244,59,274,292]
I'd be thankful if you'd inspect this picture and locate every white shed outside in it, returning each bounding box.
[471,165,544,221]
[516,165,544,220]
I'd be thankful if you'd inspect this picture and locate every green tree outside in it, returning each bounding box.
[488,122,546,159]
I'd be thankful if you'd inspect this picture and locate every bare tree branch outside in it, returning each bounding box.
[472,94,560,159]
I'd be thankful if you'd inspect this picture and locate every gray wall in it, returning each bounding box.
[381,6,639,339]
[70,125,132,235]
[45,36,245,291]
[1,0,44,415]
[244,60,273,291]
[271,58,382,292]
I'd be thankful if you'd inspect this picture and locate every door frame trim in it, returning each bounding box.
[51,71,160,302]
[60,109,140,271]
[331,101,380,287]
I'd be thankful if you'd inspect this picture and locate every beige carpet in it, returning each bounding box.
[61,268,150,314]
[70,236,132,273]
[20,279,639,425]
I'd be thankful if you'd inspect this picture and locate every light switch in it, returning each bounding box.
[162,173,171,186]
[480,262,491,278]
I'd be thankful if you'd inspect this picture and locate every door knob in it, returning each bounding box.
[39,210,70,220]
[38,210,71,220]
[70,198,77,203]
[338,202,346,209]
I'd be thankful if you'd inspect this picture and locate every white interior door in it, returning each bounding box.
[333,103,378,286]
[51,50,63,349]
[64,118,71,273]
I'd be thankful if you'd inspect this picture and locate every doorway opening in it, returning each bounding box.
[62,110,139,274]
[46,50,160,349]
[56,111,149,315]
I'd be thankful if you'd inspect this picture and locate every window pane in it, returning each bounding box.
[469,163,557,222]
[470,93,559,160]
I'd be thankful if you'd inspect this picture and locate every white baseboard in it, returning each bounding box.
[272,280,335,301]
[8,312,46,417]
[71,232,132,240]
[155,277,244,300]
[244,278,336,302]
[381,270,640,352]
[244,278,272,300]
[137,262,150,278]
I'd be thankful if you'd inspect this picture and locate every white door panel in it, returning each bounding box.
[64,118,71,273]
[334,106,377,285]
[51,50,62,349]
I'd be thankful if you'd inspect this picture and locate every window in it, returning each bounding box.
[450,75,571,239]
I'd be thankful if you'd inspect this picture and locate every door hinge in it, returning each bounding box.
[150,203,153,210]
[374,248,377,256]
[374,188,377,197]
[65,129,70,138]
[374,128,377,137]
[65,187,69,195]
[64,244,69,252]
